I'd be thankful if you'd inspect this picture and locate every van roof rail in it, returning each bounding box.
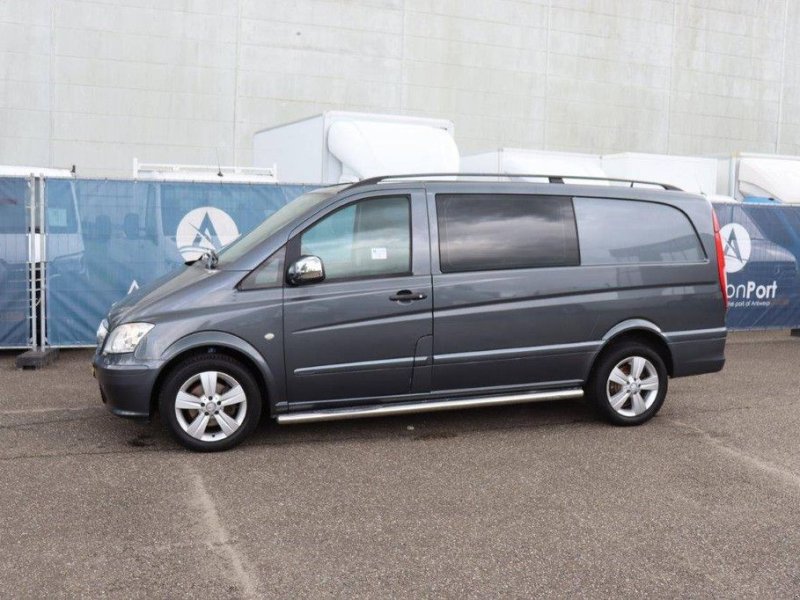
[347,173,683,191]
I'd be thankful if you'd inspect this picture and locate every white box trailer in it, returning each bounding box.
[719,153,800,204]
[253,111,459,184]
[460,148,606,184]
[462,148,721,194]
[601,153,718,195]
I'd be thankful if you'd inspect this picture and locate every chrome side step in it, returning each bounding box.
[277,388,584,425]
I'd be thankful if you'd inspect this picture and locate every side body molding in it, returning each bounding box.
[161,331,281,412]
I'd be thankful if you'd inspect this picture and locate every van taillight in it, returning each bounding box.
[711,210,728,310]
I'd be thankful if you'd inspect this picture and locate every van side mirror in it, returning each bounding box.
[287,255,325,286]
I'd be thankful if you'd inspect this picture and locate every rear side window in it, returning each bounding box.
[436,194,579,273]
[573,197,705,265]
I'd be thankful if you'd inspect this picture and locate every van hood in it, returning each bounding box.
[107,263,240,327]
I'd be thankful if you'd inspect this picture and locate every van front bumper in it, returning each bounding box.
[93,353,162,419]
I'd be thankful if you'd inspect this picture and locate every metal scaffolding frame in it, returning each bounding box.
[25,174,49,351]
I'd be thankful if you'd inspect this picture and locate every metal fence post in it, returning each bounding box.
[28,174,37,352]
[15,174,59,368]
[39,176,46,349]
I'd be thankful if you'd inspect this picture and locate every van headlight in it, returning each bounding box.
[103,323,154,354]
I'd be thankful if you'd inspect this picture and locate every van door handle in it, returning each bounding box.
[389,290,428,302]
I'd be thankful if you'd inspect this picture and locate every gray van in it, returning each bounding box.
[93,175,728,451]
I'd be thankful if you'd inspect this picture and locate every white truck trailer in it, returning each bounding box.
[460,148,606,183]
[601,152,719,195]
[720,153,800,204]
[253,111,459,184]
[461,148,722,196]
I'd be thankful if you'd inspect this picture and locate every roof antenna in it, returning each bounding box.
[216,147,223,178]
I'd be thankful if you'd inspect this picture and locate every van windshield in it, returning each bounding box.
[217,185,346,266]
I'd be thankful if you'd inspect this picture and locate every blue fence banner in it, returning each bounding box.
[0,177,30,348]
[6,185,800,348]
[713,202,800,330]
[45,179,312,346]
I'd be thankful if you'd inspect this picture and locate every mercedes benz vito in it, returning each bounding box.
[93,175,728,451]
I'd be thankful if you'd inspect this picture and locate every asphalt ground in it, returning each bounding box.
[1,330,799,598]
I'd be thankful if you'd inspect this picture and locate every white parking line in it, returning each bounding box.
[184,464,260,599]
[666,417,800,491]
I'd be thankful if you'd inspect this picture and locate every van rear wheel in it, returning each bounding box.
[588,342,668,425]
[158,353,262,451]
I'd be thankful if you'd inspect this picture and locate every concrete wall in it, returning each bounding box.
[0,0,797,178]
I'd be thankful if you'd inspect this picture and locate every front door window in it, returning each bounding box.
[300,195,411,280]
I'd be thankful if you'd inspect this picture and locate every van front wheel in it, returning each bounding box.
[158,354,262,451]
[588,342,668,425]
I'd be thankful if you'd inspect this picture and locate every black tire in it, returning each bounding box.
[587,341,668,426]
[158,353,262,452]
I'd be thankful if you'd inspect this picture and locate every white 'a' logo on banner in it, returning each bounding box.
[719,223,751,273]
[176,207,239,261]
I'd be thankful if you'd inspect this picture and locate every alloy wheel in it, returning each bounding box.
[605,356,660,418]
[174,370,248,442]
